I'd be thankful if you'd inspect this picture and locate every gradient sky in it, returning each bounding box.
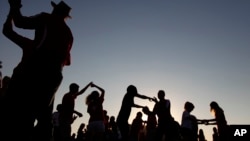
[0,0,250,141]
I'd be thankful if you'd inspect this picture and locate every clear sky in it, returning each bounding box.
[0,0,250,141]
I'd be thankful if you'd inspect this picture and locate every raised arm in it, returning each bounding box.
[9,0,44,29]
[91,83,105,99]
[76,82,92,96]
[3,9,33,49]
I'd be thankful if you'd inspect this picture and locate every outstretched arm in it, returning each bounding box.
[133,104,145,109]
[136,93,154,101]
[207,119,217,124]
[73,110,83,117]
[151,96,158,103]
[196,119,206,124]
[199,119,217,125]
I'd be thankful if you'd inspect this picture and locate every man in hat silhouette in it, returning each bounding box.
[0,1,73,141]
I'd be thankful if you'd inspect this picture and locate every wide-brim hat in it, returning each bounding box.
[51,1,72,18]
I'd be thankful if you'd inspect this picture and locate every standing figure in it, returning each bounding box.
[204,101,230,141]
[1,1,74,141]
[130,112,144,141]
[52,104,63,141]
[116,85,153,141]
[212,127,219,141]
[76,123,87,141]
[85,83,105,141]
[142,106,157,141]
[60,82,92,141]
[153,90,175,141]
[181,101,203,141]
[103,109,110,139]
[198,129,206,141]
[108,116,119,141]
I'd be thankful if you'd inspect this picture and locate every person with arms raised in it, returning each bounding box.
[85,83,105,141]
[60,82,92,141]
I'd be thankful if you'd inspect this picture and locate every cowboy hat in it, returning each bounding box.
[51,1,71,18]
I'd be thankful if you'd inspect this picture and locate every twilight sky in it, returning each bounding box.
[0,0,250,140]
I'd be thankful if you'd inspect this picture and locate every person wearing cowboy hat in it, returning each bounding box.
[0,1,74,141]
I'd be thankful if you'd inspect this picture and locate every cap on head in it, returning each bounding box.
[51,1,71,18]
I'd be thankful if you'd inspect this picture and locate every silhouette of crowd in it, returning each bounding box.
[50,85,230,141]
[0,1,233,141]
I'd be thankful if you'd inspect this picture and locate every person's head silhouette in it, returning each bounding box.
[69,83,79,93]
[136,112,143,119]
[91,91,100,100]
[210,101,219,111]
[184,101,195,112]
[127,85,138,95]
[157,90,165,100]
[56,104,62,112]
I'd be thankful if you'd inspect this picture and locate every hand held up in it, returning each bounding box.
[8,0,22,9]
